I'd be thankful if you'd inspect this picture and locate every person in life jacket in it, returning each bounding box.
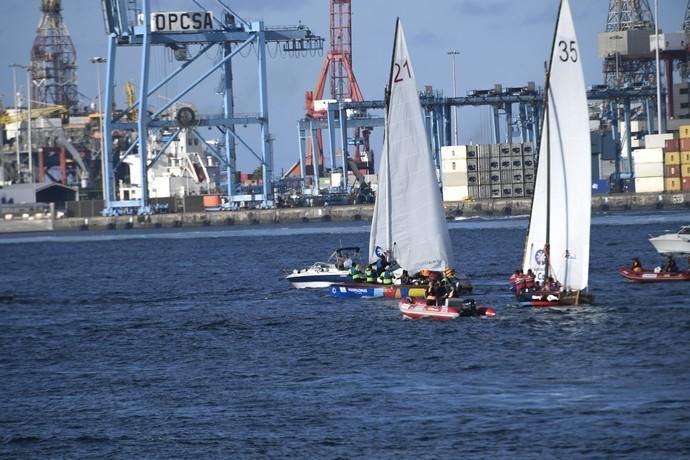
[364,265,376,283]
[349,263,362,282]
[378,267,393,285]
[524,269,536,292]
[441,267,457,299]
[630,257,643,273]
[515,269,526,294]
[509,270,519,292]
[425,281,438,306]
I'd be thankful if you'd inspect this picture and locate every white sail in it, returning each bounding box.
[523,0,591,291]
[369,19,453,275]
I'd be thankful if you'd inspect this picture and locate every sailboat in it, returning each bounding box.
[329,18,470,300]
[516,0,593,307]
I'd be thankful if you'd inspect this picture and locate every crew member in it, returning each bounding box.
[509,270,519,292]
[378,267,393,285]
[515,270,526,294]
[349,263,362,282]
[631,257,643,273]
[524,269,536,292]
[364,265,376,283]
[425,281,438,306]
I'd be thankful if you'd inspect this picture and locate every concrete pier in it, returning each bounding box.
[0,192,688,234]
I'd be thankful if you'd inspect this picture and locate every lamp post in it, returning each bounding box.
[448,50,460,145]
[91,57,107,189]
[654,0,663,134]
[8,64,21,181]
[26,66,32,182]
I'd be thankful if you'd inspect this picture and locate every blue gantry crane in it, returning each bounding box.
[99,0,323,214]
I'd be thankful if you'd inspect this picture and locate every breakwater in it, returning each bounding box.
[1,192,688,234]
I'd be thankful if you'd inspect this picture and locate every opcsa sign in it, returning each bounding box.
[150,12,214,32]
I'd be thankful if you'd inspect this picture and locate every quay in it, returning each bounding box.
[0,192,688,234]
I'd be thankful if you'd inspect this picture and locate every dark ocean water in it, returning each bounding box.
[2,210,690,459]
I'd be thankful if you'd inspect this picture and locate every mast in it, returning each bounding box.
[383,18,401,257]
[543,0,565,283]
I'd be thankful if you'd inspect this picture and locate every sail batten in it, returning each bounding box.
[522,0,591,291]
[369,20,453,275]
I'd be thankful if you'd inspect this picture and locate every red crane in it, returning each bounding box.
[289,0,372,179]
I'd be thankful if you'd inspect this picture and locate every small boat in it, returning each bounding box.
[516,0,594,307]
[649,226,690,255]
[399,298,495,320]
[618,266,690,283]
[286,247,361,289]
[329,18,468,299]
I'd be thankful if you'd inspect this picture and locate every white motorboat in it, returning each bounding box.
[649,226,690,255]
[286,247,360,289]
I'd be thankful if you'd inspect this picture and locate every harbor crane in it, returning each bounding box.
[99,0,323,214]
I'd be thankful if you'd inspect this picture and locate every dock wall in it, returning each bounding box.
[1,192,688,234]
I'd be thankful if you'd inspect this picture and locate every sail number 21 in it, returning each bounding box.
[393,60,411,83]
[558,40,578,62]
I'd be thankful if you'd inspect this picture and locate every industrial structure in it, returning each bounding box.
[1,0,690,215]
[287,0,374,197]
[98,0,323,214]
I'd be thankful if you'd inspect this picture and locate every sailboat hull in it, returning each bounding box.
[516,290,594,307]
[328,282,472,299]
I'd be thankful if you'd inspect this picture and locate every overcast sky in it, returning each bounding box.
[0,0,684,175]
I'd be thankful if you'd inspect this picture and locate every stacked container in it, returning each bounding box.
[632,148,664,192]
[670,125,690,192]
[441,143,535,201]
[440,145,469,201]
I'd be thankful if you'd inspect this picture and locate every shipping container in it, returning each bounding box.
[490,160,500,171]
[644,133,674,149]
[469,184,480,198]
[664,151,681,165]
[680,125,690,139]
[500,143,511,157]
[512,172,523,183]
[478,156,491,172]
[443,171,469,187]
[592,179,609,194]
[683,177,690,192]
[441,145,467,160]
[467,145,477,158]
[500,159,511,169]
[681,152,690,165]
[665,138,680,152]
[511,158,523,169]
[478,184,492,199]
[523,158,535,168]
[634,177,664,193]
[202,194,221,207]
[501,186,512,197]
[491,187,501,198]
[479,171,492,184]
[633,161,663,177]
[681,138,690,151]
[467,158,478,171]
[681,164,690,178]
[500,170,513,184]
[632,148,663,164]
[490,173,501,184]
[511,145,522,156]
[512,185,524,197]
[467,172,479,185]
[442,158,467,173]
[525,187,534,196]
[664,177,681,192]
[664,164,681,178]
[442,185,470,202]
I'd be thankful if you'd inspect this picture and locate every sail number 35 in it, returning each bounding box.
[558,40,578,62]
[393,60,411,83]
